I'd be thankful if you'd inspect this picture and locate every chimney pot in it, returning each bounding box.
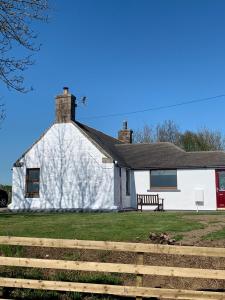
[123,120,128,130]
[63,87,69,95]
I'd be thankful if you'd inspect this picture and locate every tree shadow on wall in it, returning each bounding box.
[12,124,115,211]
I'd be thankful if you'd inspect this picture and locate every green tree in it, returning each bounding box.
[181,129,225,151]
[180,131,199,151]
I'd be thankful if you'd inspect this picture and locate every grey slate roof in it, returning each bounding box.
[14,120,225,169]
[115,143,225,169]
[74,121,128,166]
[76,122,225,169]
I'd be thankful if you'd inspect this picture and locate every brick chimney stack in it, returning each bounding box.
[118,121,133,143]
[55,87,76,123]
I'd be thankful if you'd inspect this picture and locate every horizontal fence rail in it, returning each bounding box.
[0,236,225,299]
[0,278,225,300]
[1,256,225,280]
[0,236,225,257]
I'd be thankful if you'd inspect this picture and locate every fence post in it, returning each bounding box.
[136,252,144,300]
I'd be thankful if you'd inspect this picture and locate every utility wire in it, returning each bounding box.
[81,94,225,120]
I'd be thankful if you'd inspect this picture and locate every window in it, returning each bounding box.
[126,169,130,196]
[25,168,40,198]
[150,170,177,190]
[218,171,225,191]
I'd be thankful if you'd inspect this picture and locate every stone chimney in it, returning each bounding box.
[55,87,76,123]
[118,121,133,143]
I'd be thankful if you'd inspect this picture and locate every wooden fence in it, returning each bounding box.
[0,236,225,299]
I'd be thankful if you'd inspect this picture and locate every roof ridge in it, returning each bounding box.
[116,142,185,151]
[75,121,122,144]
[187,150,225,154]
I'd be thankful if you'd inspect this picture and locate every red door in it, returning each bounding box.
[216,170,225,208]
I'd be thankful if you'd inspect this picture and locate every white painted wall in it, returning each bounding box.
[10,123,117,210]
[134,169,217,211]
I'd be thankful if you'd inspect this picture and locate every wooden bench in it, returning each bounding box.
[137,194,164,211]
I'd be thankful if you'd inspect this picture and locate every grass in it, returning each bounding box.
[0,267,125,300]
[1,211,224,299]
[0,245,24,256]
[204,227,225,240]
[172,234,184,241]
[0,211,205,241]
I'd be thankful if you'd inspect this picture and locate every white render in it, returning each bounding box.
[10,123,130,210]
[134,169,217,211]
[10,122,219,212]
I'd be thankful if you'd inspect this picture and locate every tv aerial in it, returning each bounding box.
[62,87,88,107]
[76,96,88,107]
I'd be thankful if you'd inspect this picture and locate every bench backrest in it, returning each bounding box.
[137,194,159,205]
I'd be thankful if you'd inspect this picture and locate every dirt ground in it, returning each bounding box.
[179,214,225,246]
[21,244,225,291]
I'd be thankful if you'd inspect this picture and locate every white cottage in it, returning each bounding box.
[10,88,225,211]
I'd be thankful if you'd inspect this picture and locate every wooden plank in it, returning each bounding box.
[0,277,224,299]
[1,236,225,257]
[136,252,144,300]
[1,256,225,280]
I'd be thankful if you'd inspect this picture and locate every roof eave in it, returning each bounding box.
[130,165,225,170]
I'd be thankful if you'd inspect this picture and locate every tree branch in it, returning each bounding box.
[0,0,49,92]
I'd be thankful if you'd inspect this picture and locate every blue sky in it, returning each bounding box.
[1,0,225,184]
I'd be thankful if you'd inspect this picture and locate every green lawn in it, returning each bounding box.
[0,212,204,241]
[204,227,225,240]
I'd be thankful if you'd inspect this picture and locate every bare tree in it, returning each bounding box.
[0,102,5,128]
[133,120,225,151]
[133,124,155,143]
[197,128,225,151]
[156,120,181,145]
[0,0,49,93]
[133,120,180,144]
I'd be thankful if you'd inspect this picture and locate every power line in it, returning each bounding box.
[81,94,225,120]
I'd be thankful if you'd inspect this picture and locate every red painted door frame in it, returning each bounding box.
[215,170,225,209]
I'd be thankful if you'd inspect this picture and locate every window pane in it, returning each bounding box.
[28,169,40,181]
[26,168,40,197]
[151,170,177,176]
[27,182,39,193]
[219,172,225,191]
[151,170,177,188]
